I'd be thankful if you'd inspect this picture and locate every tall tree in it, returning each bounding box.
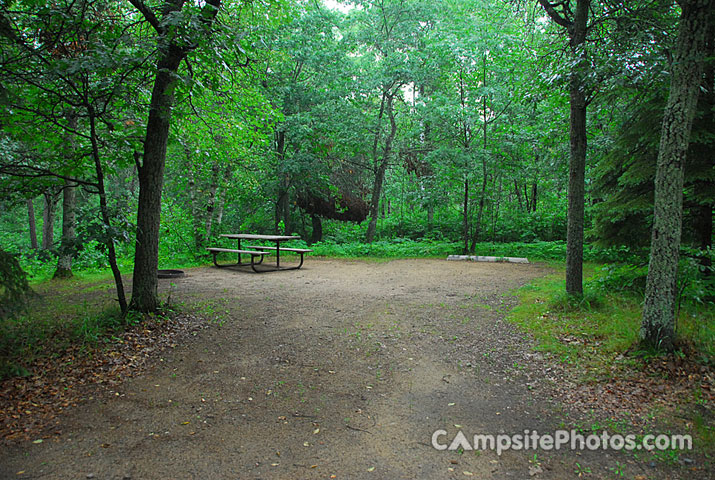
[641,0,714,351]
[26,199,38,250]
[128,0,222,312]
[537,0,590,295]
[348,0,432,243]
[53,180,77,278]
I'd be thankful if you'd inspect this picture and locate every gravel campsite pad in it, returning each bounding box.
[0,258,704,479]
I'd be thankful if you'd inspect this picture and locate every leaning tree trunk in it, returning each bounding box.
[641,0,713,351]
[130,46,184,313]
[88,106,128,313]
[54,180,77,279]
[366,92,397,243]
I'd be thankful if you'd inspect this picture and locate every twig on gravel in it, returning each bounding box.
[345,424,372,434]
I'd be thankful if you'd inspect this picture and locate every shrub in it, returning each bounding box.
[0,250,31,318]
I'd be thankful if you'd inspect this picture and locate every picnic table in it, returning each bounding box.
[206,234,312,272]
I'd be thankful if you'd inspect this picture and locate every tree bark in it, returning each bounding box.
[565,0,589,296]
[470,168,488,253]
[641,0,713,351]
[128,0,221,313]
[53,180,77,279]
[27,199,38,250]
[54,112,79,279]
[277,184,290,234]
[130,44,185,313]
[41,190,56,250]
[538,0,590,296]
[309,214,322,245]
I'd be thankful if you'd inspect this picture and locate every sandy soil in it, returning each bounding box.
[0,258,700,479]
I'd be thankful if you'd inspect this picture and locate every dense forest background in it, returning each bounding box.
[0,1,712,341]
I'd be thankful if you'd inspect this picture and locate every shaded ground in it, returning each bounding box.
[0,258,706,479]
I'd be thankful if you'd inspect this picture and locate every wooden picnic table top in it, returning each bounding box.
[220,233,301,241]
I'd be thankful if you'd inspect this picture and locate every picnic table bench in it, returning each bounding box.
[207,234,312,272]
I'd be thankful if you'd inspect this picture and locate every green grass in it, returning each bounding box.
[0,302,126,379]
[308,239,644,263]
[509,264,713,369]
[509,263,714,457]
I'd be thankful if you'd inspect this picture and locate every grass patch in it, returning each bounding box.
[508,270,641,370]
[0,273,166,381]
[0,304,126,379]
[509,263,713,368]
[509,263,714,458]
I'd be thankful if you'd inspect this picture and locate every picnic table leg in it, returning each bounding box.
[250,254,263,273]
[276,241,281,268]
[236,238,242,265]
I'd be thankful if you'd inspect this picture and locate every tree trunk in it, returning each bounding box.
[366,161,388,243]
[366,91,397,243]
[514,180,523,211]
[183,143,204,250]
[469,174,488,253]
[537,0,590,295]
[530,182,538,212]
[280,186,290,234]
[41,190,56,250]
[27,199,38,250]
[214,165,232,232]
[214,192,225,231]
[204,161,220,241]
[88,106,128,314]
[642,0,713,351]
[695,203,712,277]
[130,45,185,313]
[273,129,291,235]
[309,214,322,245]
[564,0,590,296]
[55,112,80,278]
[462,177,469,254]
[53,180,77,279]
[128,0,220,313]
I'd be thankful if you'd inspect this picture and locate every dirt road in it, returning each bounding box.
[0,259,691,479]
